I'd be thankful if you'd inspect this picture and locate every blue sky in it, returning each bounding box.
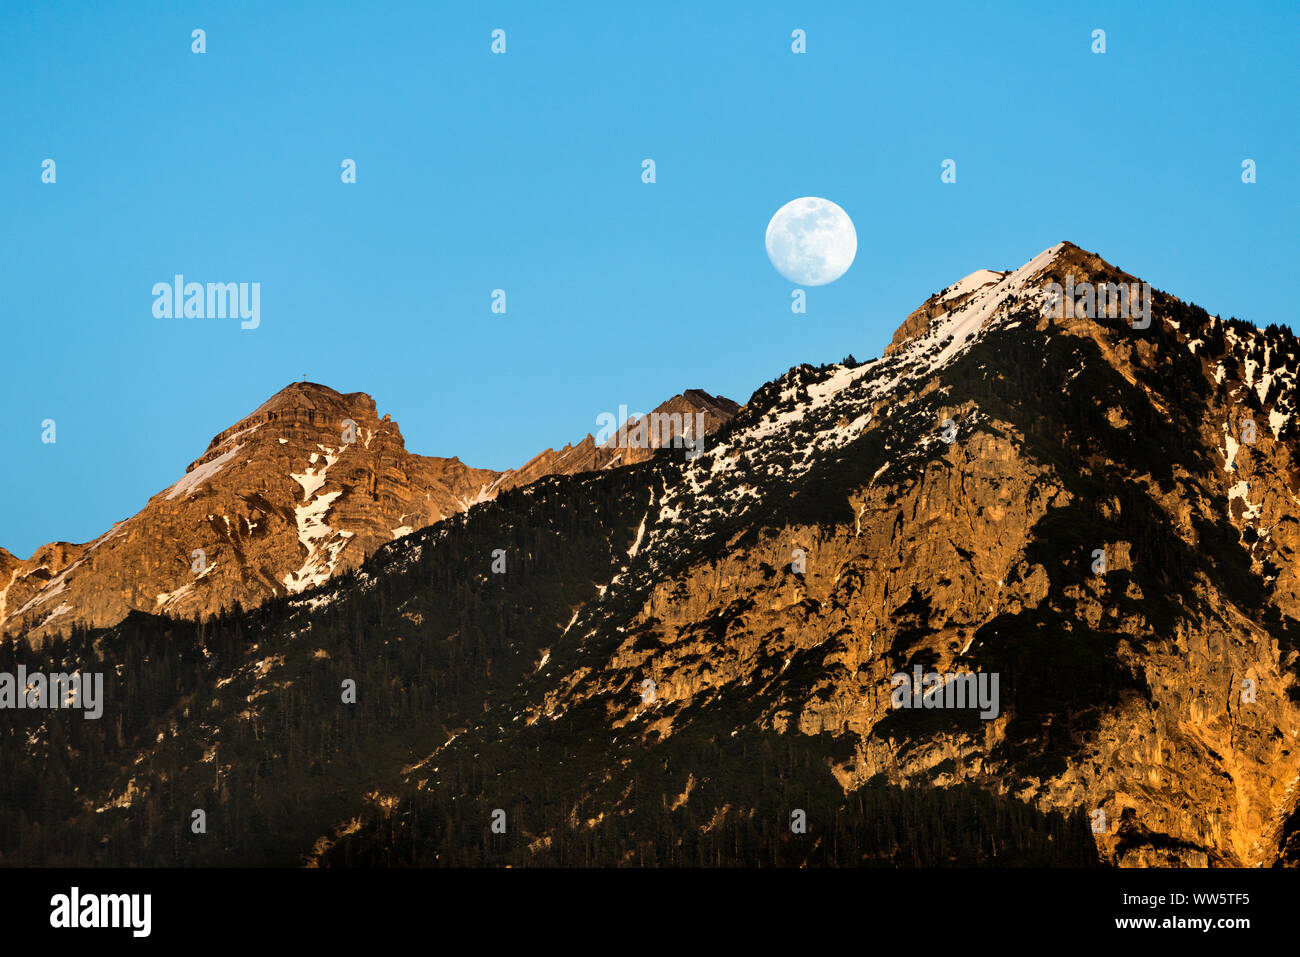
[1,0,1296,557]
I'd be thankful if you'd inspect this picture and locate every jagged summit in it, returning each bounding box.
[681,389,741,416]
[886,242,1071,355]
[249,381,378,418]
[486,388,742,493]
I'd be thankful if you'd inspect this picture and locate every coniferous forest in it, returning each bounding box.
[0,459,1100,867]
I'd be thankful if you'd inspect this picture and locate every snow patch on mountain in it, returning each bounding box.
[155,559,217,608]
[0,566,27,623]
[1228,480,1263,521]
[458,484,497,511]
[628,511,648,557]
[291,447,341,500]
[284,490,349,593]
[940,269,1005,303]
[165,444,244,501]
[155,581,195,607]
[40,601,72,627]
[10,575,68,621]
[282,444,355,594]
[1222,430,1240,473]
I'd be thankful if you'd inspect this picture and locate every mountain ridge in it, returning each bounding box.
[6,239,1300,868]
[1,381,740,642]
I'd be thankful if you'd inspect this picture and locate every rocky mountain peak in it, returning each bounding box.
[192,382,385,464]
[886,242,1076,355]
[247,381,379,425]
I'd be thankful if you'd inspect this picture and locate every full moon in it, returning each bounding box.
[764,197,857,286]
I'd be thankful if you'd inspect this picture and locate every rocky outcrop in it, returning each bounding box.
[494,389,740,490]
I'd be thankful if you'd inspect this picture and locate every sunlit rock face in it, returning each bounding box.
[500,241,1300,867]
[2,381,739,644]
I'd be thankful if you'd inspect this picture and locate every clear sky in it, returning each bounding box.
[1,0,1296,558]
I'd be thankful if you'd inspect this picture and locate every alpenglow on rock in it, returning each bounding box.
[1,382,739,643]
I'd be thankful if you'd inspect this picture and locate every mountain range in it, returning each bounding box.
[5,241,1300,868]
[0,386,738,642]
